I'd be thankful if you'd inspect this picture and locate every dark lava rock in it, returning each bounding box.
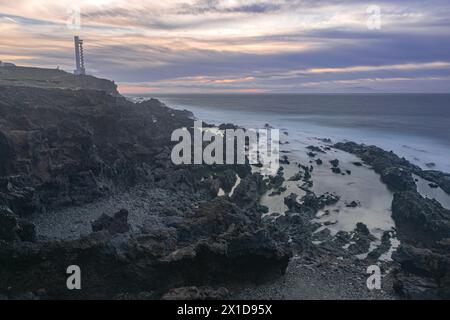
[334,143,450,262]
[308,192,340,209]
[285,192,339,217]
[381,167,416,192]
[91,209,131,235]
[392,244,448,299]
[268,186,287,196]
[392,191,450,244]
[419,171,450,194]
[355,222,371,236]
[16,220,37,243]
[114,291,155,300]
[218,123,238,130]
[269,212,318,253]
[393,271,440,300]
[0,132,13,177]
[312,228,332,241]
[161,286,229,300]
[333,142,450,297]
[391,191,450,299]
[0,198,292,299]
[217,169,238,193]
[331,167,341,174]
[0,206,18,241]
[352,162,363,167]
[268,170,284,190]
[345,201,360,208]
[307,152,317,158]
[393,245,447,279]
[329,159,340,168]
[303,169,311,181]
[334,231,352,247]
[347,223,376,255]
[280,155,290,165]
[0,210,20,242]
[288,172,302,182]
[368,231,393,261]
[306,145,325,153]
[315,159,323,165]
[258,205,269,214]
[0,85,292,299]
[231,173,268,209]
[298,165,312,183]
[0,86,194,215]
[284,193,303,214]
[334,142,418,192]
[0,206,36,242]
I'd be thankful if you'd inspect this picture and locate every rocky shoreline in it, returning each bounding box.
[1,73,449,299]
[233,140,450,300]
[0,84,290,299]
[335,142,450,299]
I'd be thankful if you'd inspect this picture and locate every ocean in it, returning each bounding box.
[130,94,450,173]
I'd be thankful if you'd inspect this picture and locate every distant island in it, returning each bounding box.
[0,61,16,67]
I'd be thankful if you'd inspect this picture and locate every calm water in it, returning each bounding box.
[130,94,450,172]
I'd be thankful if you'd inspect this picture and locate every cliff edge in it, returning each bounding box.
[0,66,119,96]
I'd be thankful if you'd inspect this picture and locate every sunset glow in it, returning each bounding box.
[1,0,449,93]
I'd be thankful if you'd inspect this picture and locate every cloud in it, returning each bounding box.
[1,0,450,92]
[178,0,282,14]
[305,62,450,74]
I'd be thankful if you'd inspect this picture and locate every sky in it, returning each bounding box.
[0,0,450,94]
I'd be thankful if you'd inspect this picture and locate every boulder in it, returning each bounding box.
[0,200,292,299]
[91,209,131,235]
[392,191,450,244]
[418,170,450,194]
[0,206,36,242]
[329,159,339,168]
[381,167,416,192]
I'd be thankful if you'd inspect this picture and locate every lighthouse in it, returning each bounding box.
[74,36,86,75]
